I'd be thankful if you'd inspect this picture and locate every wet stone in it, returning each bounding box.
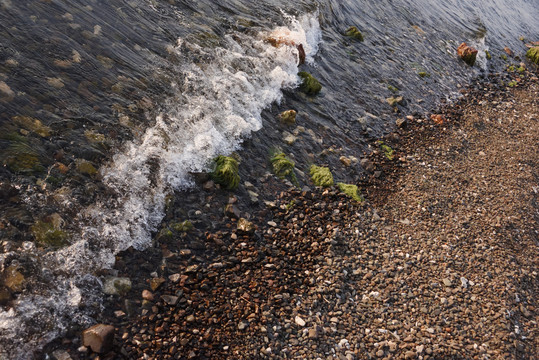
[82,324,115,354]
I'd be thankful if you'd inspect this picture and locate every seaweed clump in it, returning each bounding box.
[345,26,364,41]
[211,155,240,190]
[526,47,539,65]
[271,152,298,186]
[310,165,334,187]
[298,72,322,95]
[337,183,364,202]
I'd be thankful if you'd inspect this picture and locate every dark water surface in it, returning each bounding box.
[0,0,538,358]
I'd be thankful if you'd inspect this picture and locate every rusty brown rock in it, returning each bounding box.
[457,42,478,66]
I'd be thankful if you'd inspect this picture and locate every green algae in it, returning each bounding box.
[387,85,399,92]
[337,183,364,202]
[526,47,539,65]
[76,159,98,176]
[2,133,44,174]
[377,141,395,160]
[310,165,334,187]
[12,116,51,137]
[211,155,240,190]
[418,71,431,78]
[270,152,298,186]
[344,26,364,41]
[298,71,322,95]
[173,220,194,232]
[31,221,69,248]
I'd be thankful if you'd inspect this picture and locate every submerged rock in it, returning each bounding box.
[310,165,334,187]
[211,155,240,190]
[31,221,69,248]
[0,286,12,305]
[457,42,478,66]
[3,266,25,293]
[82,324,115,354]
[0,81,15,102]
[386,96,404,107]
[278,110,297,125]
[76,159,98,176]
[13,115,51,137]
[345,26,364,41]
[526,47,539,65]
[103,277,132,296]
[298,71,322,95]
[271,152,297,185]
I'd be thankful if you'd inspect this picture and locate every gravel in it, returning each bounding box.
[49,69,538,360]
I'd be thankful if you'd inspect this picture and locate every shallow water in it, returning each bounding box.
[0,0,538,358]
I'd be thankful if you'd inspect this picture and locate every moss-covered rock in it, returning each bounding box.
[173,220,194,232]
[211,155,240,190]
[271,152,298,185]
[76,159,98,176]
[310,165,334,187]
[12,116,51,137]
[337,183,364,202]
[298,72,322,95]
[31,221,69,248]
[156,228,173,241]
[485,50,492,60]
[345,26,364,41]
[377,141,395,160]
[526,47,539,65]
[279,110,297,125]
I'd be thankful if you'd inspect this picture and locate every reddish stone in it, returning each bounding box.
[457,42,478,66]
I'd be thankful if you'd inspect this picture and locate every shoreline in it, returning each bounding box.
[44,66,538,359]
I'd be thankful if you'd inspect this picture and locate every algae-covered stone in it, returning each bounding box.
[3,136,43,174]
[377,141,395,160]
[338,183,364,202]
[279,110,297,125]
[418,72,430,78]
[31,221,69,248]
[310,165,334,187]
[103,277,132,296]
[526,47,539,65]
[345,26,364,41]
[13,115,51,137]
[84,130,106,143]
[298,72,322,95]
[485,50,492,60]
[173,220,194,232]
[271,152,298,186]
[211,155,240,190]
[76,159,98,176]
